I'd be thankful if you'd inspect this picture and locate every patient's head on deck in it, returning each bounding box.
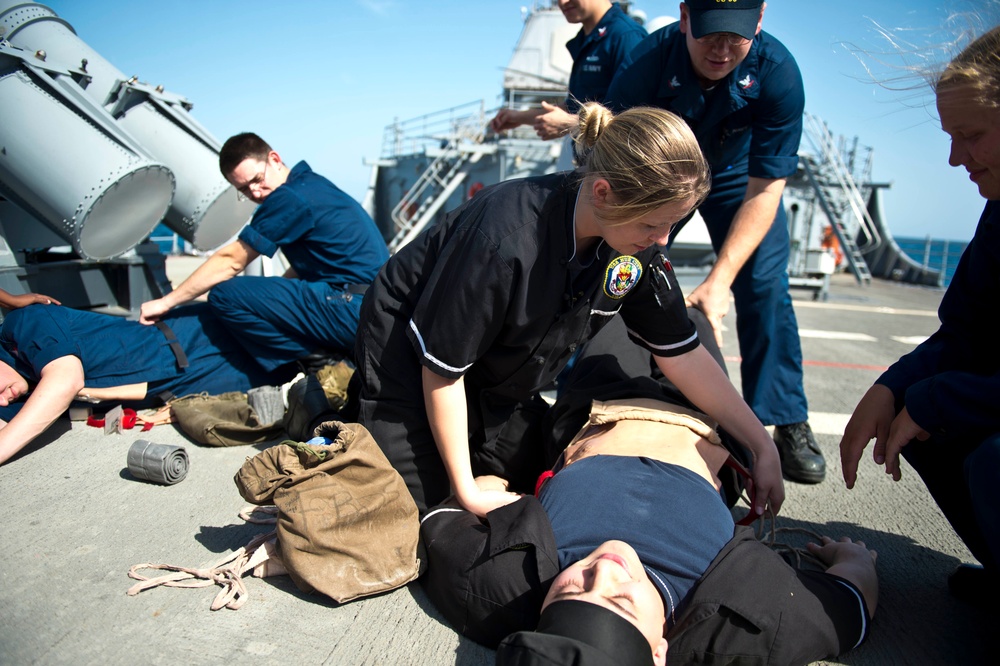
[935,26,1000,200]
[496,540,668,665]
[0,353,28,409]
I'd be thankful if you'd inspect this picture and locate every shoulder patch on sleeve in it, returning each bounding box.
[604,255,642,299]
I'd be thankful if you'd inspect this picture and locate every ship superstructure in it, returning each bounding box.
[362,1,942,299]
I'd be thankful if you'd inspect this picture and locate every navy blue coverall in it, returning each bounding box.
[208,161,389,371]
[604,23,808,427]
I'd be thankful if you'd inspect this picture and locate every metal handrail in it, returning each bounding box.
[380,100,490,159]
[802,113,882,251]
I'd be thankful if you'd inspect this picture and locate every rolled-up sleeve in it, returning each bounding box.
[748,55,804,180]
[237,188,313,258]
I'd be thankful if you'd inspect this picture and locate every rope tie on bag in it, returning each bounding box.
[126,530,276,610]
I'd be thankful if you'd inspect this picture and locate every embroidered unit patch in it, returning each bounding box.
[603,255,642,299]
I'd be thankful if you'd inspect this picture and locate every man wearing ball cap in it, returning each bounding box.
[686,0,766,40]
[604,2,828,487]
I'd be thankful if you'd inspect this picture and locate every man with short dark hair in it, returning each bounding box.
[603,1,827,484]
[140,133,388,373]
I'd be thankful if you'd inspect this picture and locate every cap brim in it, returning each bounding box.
[688,8,761,40]
[497,601,655,666]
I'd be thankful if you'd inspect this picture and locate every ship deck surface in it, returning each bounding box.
[0,266,988,665]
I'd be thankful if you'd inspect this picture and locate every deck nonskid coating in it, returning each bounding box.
[0,270,989,665]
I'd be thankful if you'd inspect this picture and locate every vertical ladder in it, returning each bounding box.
[801,114,880,285]
[388,148,489,253]
[801,159,872,285]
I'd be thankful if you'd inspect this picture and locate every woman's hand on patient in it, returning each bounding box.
[474,475,511,493]
[749,446,785,516]
[458,484,521,518]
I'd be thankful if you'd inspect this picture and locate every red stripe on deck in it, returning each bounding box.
[723,356,888,371]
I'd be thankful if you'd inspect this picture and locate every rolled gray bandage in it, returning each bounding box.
[247,385,284,425]
[127,439,189,485]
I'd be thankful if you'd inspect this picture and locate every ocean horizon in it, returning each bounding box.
[147,225,968,289]
[896,235,968,288]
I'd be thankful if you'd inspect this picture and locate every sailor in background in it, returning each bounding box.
[603,0,826,484]
[352,102,784,521]
[489,0,646,168]
[841,25,1000,609]
[139,133,388,374]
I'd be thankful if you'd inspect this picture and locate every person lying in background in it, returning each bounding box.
[0,300,290,466]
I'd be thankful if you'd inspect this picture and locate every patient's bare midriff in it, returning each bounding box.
[563,420,730,491]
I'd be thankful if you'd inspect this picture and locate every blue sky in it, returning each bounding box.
[39,0,1000,242]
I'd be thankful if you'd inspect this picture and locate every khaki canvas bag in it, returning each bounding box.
[234,420,420,603]
[170,392,285,447]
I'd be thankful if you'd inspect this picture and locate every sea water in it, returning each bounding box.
[896,236,969,287]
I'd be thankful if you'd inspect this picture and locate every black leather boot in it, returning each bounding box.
[773,421,826,484]
[296,351,348,376]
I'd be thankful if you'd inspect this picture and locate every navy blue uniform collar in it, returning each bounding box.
[287,160,312,181]
[565,3,628,60]
[656,27,765,125]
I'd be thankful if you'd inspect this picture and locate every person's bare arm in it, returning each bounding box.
[654,346,784,516]
[532,101,577,140]
[807,535,879,616]
[490,108,545,133]
[0,355,85,465]
[139,239,258,324]
[685,177,787,346]
[422,367,520,517]
[0,289,61,309]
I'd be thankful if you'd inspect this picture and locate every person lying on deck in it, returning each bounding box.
[0,300,291,466]
[419,313,878,665]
